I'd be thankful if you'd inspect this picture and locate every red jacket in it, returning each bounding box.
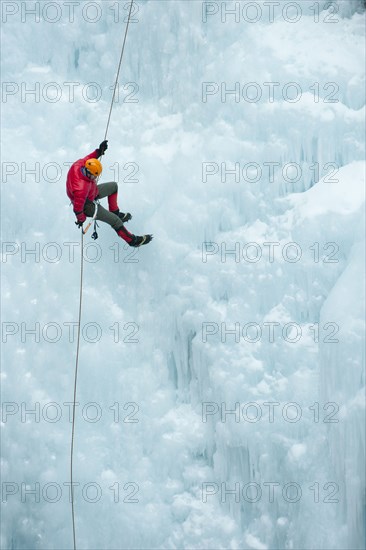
[66,150,99,213]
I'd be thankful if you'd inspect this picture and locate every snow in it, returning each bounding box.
[290,161,365,217]
[1,1,365,549]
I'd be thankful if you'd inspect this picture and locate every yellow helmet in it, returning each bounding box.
[85,158,102,178]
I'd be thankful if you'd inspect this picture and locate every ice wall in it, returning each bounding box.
[1,1,365,549]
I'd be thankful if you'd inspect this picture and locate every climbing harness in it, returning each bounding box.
[70,1,135,548]
[82,200,99,238]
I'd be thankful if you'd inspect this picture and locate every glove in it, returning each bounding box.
[74,211,86,227]
[97,140,108,157]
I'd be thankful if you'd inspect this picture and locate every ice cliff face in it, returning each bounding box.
[1,1,365,548]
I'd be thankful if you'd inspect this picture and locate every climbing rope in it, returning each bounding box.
[70,230,84,550]
[104,0,135,141]
[70,2,135,548]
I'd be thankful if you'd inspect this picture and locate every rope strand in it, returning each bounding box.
[71,231,84,550]
[104,0,135,141]
[70,4,134,548]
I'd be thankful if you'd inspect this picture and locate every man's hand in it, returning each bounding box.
[75,211,86,228]
[98,140,108,157]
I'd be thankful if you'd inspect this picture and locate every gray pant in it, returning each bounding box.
[84,182,124,231]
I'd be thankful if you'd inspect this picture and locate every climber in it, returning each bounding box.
[66,140,153,247]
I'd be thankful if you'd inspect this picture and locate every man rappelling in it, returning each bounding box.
[66,140,153,247]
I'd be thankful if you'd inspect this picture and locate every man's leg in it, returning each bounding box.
[96,182,132,222]
[84,196,152,248]
[96,182,119,211]
[84,200,133,244]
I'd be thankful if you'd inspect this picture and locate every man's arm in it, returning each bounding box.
[72,141,108,222]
